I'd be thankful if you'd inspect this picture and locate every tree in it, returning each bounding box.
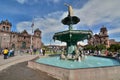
[84,45,95,50]
[108,44,120,52]
[95,44,106,50]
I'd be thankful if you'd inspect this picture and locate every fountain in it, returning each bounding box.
[28,4,120,80]
[53,4,92,61]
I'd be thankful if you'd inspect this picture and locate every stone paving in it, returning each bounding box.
[0,53,39,71]
[0,53,59,80]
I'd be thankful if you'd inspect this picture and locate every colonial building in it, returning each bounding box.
[88,26,110,48]
[0,20,42,49]
[109,39,120,45]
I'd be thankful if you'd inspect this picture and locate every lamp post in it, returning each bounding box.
[30,20,34,50]
[30,36,32,49]
[50,39,52,53]
[0,36,2,48]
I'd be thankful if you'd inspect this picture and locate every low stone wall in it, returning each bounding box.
[69,66,120,80]
[28,61,70,80]
[28,60,120,80]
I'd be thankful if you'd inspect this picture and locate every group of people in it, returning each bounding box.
[104,50,120,59]
[0,47,46,59]
[0,48,14,59]
[1,48,46,59]
[17,48,46,56]
[25,48,46,56]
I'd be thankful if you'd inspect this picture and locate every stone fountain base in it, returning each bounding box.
[28,57,120,80]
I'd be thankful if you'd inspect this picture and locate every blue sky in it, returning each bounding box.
[0,0,120,45]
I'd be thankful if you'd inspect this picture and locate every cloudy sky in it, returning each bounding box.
[0,0,120,45]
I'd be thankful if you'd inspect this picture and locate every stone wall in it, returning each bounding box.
[28,60,120,80]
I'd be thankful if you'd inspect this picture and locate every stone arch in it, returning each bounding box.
[11,43,15,48]
[21,41,26,49]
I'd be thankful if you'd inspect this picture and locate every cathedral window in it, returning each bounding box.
[2,26,5,30]
[4,37,6,40]
[6,27,9,31]
[103,31,104,34]
[104,42,106,44]
[13,35,15,38]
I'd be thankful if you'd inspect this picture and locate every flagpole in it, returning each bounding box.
[30,18,34,52]
[30,35,32,50]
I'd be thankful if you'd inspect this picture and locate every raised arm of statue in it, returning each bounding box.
[64,3,73,16]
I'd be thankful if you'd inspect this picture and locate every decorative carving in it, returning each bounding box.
[60,47,85,61]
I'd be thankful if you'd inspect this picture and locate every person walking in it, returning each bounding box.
[39,48,43,55]
[3,48,9,59]
[0,48,3,55]
[42,48,45,56]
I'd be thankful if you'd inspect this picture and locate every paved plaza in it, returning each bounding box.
[0,53,58,80]
[0,53,38,71]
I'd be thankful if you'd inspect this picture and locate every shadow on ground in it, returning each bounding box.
[0,61,58,80]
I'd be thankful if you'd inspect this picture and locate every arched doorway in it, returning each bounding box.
[11,44,15,49]
[21,41,26,49]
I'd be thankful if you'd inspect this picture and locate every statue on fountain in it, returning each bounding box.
[60,46,85,61]
[64,3,73,17]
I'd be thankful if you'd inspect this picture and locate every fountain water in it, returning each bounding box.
[28,4,120,80]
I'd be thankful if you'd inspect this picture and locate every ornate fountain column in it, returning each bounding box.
[61,4,80,55]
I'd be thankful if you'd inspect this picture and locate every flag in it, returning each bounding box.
[31,22,34,28]
[31,22,34,33]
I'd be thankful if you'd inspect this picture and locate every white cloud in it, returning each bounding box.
[52,0,60,3]
[74,0,120,27]
[16,21,32,33]
[16,0,38,4]
[46,0,60,3]
[48,40,66,46]
[16,0,60,4]
[108,27,120,34]
[16,11,65,45]
[34,17,63,35]
[77,40,87,46]
[17,11,62,30]
[16,0,28,4]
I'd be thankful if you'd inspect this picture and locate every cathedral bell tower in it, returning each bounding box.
[99,26,109,47]
[0,20,12,32]
[34,28,41,38]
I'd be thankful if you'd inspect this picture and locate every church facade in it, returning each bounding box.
[0,20,42,49]
[88,26,110,48]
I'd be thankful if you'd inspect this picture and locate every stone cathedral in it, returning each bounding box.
[88,26,110,48]
[0,20,42,49]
